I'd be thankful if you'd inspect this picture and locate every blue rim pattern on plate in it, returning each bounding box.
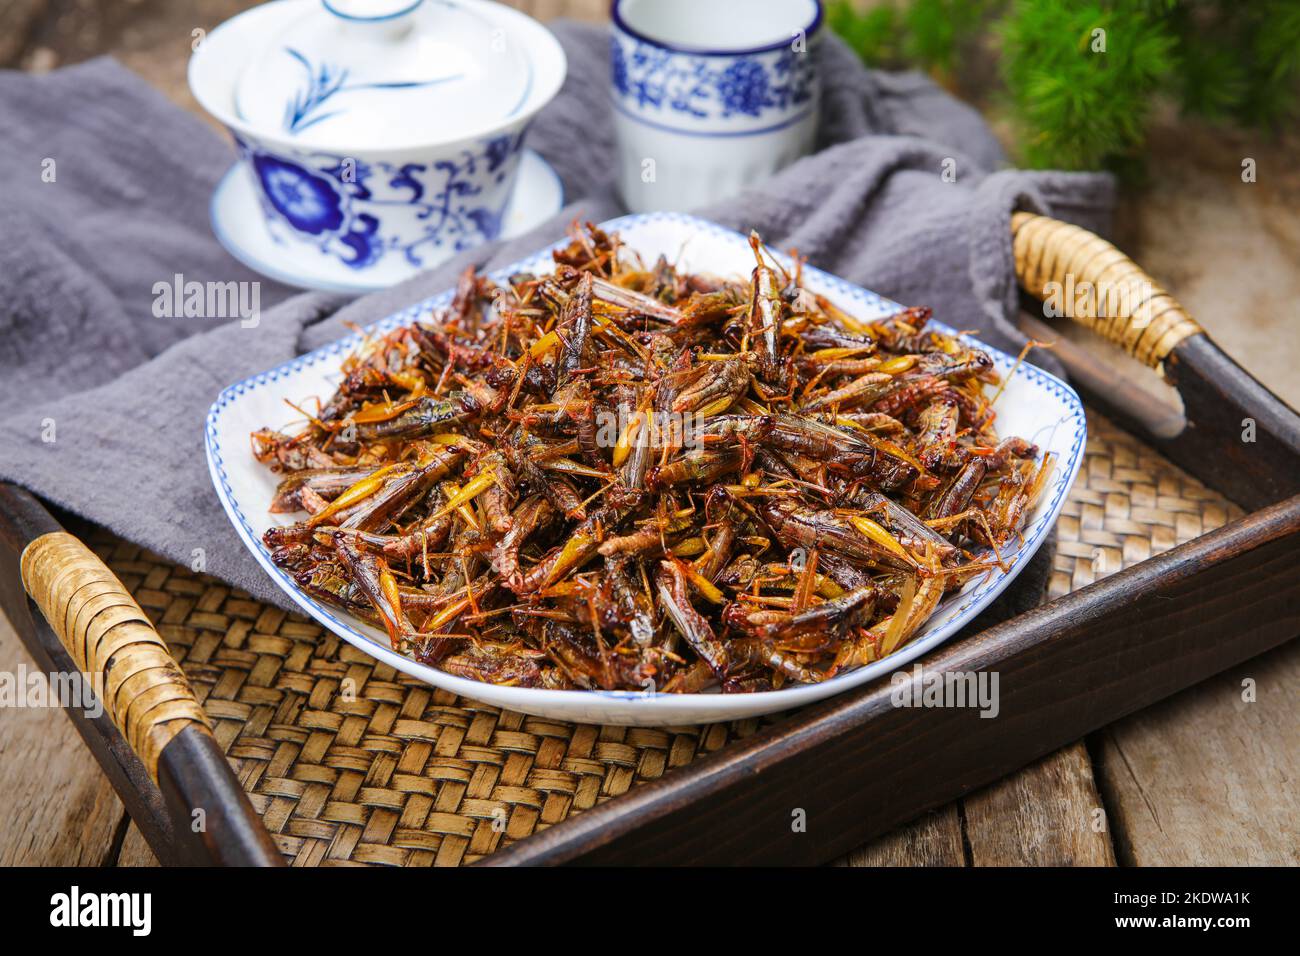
[206,211,1087,711]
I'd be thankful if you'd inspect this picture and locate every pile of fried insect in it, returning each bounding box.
[255,223,1053,693]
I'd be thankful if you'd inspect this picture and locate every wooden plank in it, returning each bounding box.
[1094,639,1300,865]
[963,744,1115,866]
[117,823,161,867]
[539,0,574,21]
[0,0,47,66]
[554,0,609,21]
[839,745,1115,867]
[0,611,126,866]
[837,806,965,866]
[484,496,1300,865]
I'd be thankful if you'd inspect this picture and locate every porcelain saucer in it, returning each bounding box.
[210,149,565,293]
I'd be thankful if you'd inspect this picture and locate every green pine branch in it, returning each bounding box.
[826,0,1300,171]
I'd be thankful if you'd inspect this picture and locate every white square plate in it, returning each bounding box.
[207,212,1086,726]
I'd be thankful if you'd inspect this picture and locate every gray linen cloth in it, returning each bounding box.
[0,22,1112,612]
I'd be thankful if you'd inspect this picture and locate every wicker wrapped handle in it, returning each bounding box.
[20,531,212,782]
[1011,212,1203,371]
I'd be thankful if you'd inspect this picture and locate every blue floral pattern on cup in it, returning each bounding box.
[610,33,818,127]
[235,130,528,271]
[252,155,346,235]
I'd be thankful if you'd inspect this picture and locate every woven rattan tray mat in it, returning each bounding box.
[90,410,1241,866]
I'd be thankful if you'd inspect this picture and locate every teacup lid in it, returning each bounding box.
[235,0,533,149]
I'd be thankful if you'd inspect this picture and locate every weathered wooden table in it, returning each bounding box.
[1,0,1295,867]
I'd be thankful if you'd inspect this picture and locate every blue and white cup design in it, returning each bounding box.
[611,0,823,212]
[189,0,567,277]
[231,129,529,272]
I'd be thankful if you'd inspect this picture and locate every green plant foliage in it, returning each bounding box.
[827,0,904,67]
[826,0,997,73]
[901,0,996,75]
[1000,0,1178,169]
[827,0,1300,171]
[1238,0,1300,126]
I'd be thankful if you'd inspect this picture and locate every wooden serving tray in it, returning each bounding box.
[2,215,1297,866]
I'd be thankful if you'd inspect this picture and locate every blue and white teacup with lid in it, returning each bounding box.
[189,0,567,286]
[610,0,823,213]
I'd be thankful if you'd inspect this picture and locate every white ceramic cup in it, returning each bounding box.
[189,0,565,277]
[611,0,823,213]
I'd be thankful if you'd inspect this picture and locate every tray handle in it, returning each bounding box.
[1009,212,1300,511]
[1010,211,1202,372]
[19,529,283,866]
[22,531,210,772]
